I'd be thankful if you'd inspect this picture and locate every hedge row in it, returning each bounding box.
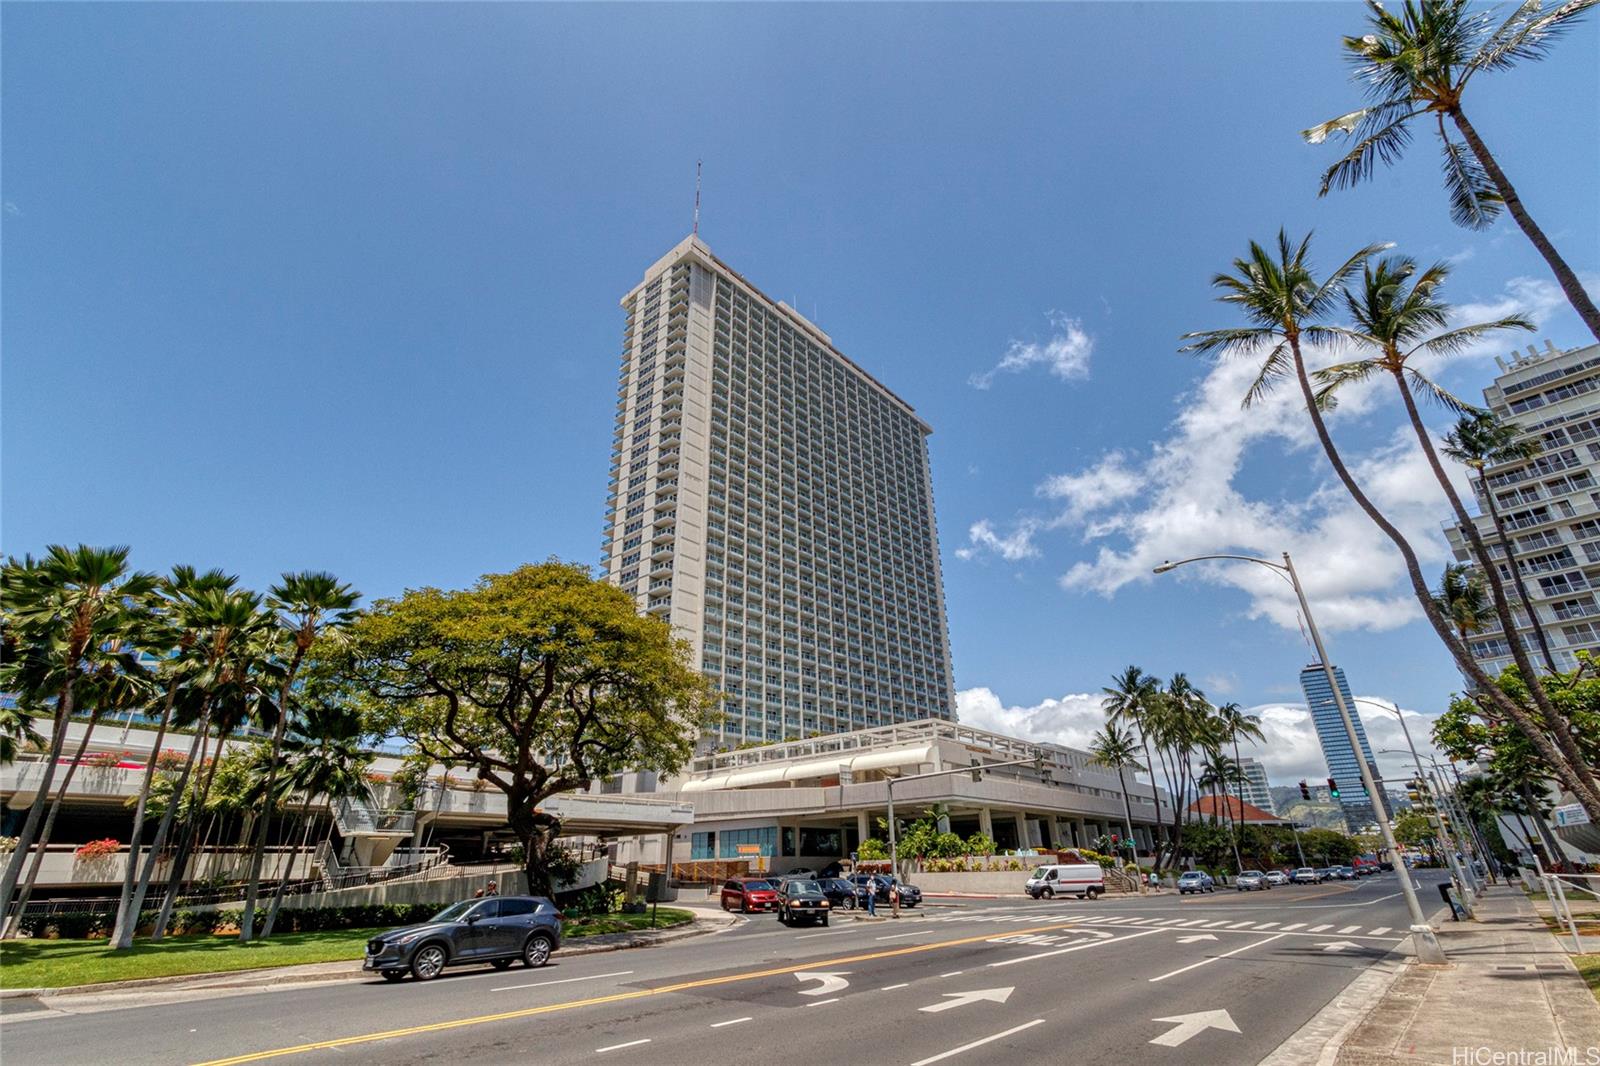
[13,903,450,941]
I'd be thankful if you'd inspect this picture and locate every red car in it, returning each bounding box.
[720,877,780,913]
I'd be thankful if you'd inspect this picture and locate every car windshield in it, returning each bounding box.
[789,880,821,893]
[742,880,772,891]
[1180,872,1201,879]
[430,900,477,922]
[1243,871,1263,877]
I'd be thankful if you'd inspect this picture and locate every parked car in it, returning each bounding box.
[817,877,864,909]
[1177,871,1215,895]
[1265,870,1290,886]
[721,877,780,913]
[363,896,562,982]
[1333,866,1358,880]
[1291,867,1320,884]
[780,867,820,879]
[777,878,832,927]
[1024,863,1105,900]
[1235,870,1268,891]
[1317,867,1341,882]
[850,874,922,907]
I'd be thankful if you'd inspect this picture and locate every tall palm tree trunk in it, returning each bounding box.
[1391,371,1600,803]
[3,712,103,938]
[111,684,180,944]
[1,680,78,917]
[117,709,210,949]
[1288,338,1600,821]
[1475,471,1558,673]
[1449,108,1600,344]
[1138,734,1166,868]
[154,734,224,940]
[262,800,316,938]
[240,648,306,943]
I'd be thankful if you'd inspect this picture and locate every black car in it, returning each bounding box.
[850,874,921,907]
[362,896,563,982]
[818,877,866,909]
[777,878,832,927]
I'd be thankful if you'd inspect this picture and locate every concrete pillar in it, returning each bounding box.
[1073,820,1087,847]
[663,831,675,882]
[1013,812,1030,850]
[978,807,994,839]
[856,810,870,847]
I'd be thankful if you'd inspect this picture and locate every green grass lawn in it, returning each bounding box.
[1576,955,1600,1004]
[0,908,697,990]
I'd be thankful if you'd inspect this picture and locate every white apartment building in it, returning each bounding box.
[1238,756,1275,815]
[1444,339,1600,675]
[601,235,956,748]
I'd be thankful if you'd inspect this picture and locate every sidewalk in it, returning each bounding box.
[1269,884,1600,1066]
[0,907,738,1017]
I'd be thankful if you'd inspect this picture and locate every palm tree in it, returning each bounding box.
[1313,256,1599,805]
[239,572,359,943]
[1444,411,1556,671]
[110,566,237,948]
[1102,666,1166,863]
[1088,722,1144,857]
[1304,0,1600,342]
[1434,563,1493,640]
[1180,232,1600,823]
[1198,751,1247,872]
[1214,702,1265,815]
[0,546,157,921]
[260,695,373,938]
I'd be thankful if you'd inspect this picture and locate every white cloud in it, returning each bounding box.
[3,201,19,216]
[957,686,1446,792]
[957,275,1579,634]
[954,518,1041,562]
[970,312,1093,389]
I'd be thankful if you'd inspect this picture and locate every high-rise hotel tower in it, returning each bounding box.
[601,235,956,747]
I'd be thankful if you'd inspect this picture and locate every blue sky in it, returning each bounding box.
[5,3,1597,786]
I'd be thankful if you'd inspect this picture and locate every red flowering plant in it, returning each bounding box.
[74,838,122,861]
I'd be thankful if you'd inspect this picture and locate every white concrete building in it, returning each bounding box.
[1238,756,1275,815]
[601,236,955,747]
[1443,339,1600,675]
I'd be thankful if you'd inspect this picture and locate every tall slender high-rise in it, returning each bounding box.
[1298,664,1378,829]
[1238,756,1276,815]
[601,235,956,747]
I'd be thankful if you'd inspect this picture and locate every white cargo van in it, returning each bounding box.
[1024,863,1104,900]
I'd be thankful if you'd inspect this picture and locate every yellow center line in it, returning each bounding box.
[193,918,1089,1065]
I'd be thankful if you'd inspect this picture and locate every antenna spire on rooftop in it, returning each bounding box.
[693,160,702,236]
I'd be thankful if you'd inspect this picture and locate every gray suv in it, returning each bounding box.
[363,896,563,981]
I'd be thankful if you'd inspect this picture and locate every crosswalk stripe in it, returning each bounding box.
[1178,919,1208,927]
[1252,922,1279,929]
[1309,924,1333,932]
[1226,921,1256,929]
[1338,925,1361,934]
[1281,923,1305,931]
[1369,927,1391,936]
[1202,920,1230,928]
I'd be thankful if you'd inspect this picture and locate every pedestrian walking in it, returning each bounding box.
[864,878,876,916]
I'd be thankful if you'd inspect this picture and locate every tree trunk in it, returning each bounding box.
[240,646,306,943]
[1138,733,1166,869]
[4,713,102,938]
[1450,107,1600,344]
[1519,783,1567,870]
[117,709,210,949]
[0,679,77,917]
[1391,370,1600,807]
[1116,766,1136,846]
[154,727,224,941]
[262,800,316,938]
[111,683,180,945]
[1476,471,1559,673]
[1288,339,1600,822]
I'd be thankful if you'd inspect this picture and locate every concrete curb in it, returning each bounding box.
[0,915,732,1005]
[1253,958,1410,1066]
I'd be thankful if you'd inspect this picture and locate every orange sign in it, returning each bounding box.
[735,845,763,855]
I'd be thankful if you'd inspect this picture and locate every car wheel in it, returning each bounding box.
[523,932,554,968]
[847,896,856,909]
[1089,887,1102,900]
[410,944,447,981]
[821,914,829,927]
[741,900,749,914]
[491,958,514,970]
[381,970,406,982]
[1040,886,1054,899]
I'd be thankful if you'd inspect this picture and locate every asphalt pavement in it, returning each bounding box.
[0,870,1448,1066]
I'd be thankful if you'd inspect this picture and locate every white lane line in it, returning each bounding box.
[1281,923,1306,931]
[1338,925,1362,934]
[795,930,854,939]
[710,1017,752,1029]
[491,969,634,993]
[881,983,910,991]
[1369,927,1391,936]
[596,1039,651,1053]
[1148,933,1290,983]
[805,998,840,1007]
[876,931,923,941]
[990,926,1169,968]
[1253,922,1280,929]
[910,1019,1047,1066]
[939,970,964,978]
[1309,924,1334,932]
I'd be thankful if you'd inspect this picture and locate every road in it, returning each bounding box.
[0,870,1446,1066]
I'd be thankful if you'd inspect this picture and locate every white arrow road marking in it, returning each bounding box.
[1314,941,1360,953]
[794,971,852,996]
[1175,934,1219,943]
[910,1019,1046,1066]
[919,986,1016,1013]
[1148,1009,1241,1047]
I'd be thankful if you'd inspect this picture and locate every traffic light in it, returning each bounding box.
[1299,780,1311,801]
[1327,777,1341,799]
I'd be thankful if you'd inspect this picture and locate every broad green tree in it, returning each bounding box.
[1304,0,1600,341]
[344,561,718,896]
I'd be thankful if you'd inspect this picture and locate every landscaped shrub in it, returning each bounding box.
[49,912,107,939]
[73,839,122,860]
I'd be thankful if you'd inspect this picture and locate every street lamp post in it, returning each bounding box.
[1155,551,1447,963]
[1286,818,1308,867]
[884,754,1047,919]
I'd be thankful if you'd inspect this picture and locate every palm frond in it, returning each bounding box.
[1439,130,1503,229]
[1405,368,1477,413]
[1308,242,1392,315]
[1242,341,1293,409]
[1178,326,1275,358]
[1408,316,1536,361]
[1318,109,1424,194]
[1466,0,1599,80]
